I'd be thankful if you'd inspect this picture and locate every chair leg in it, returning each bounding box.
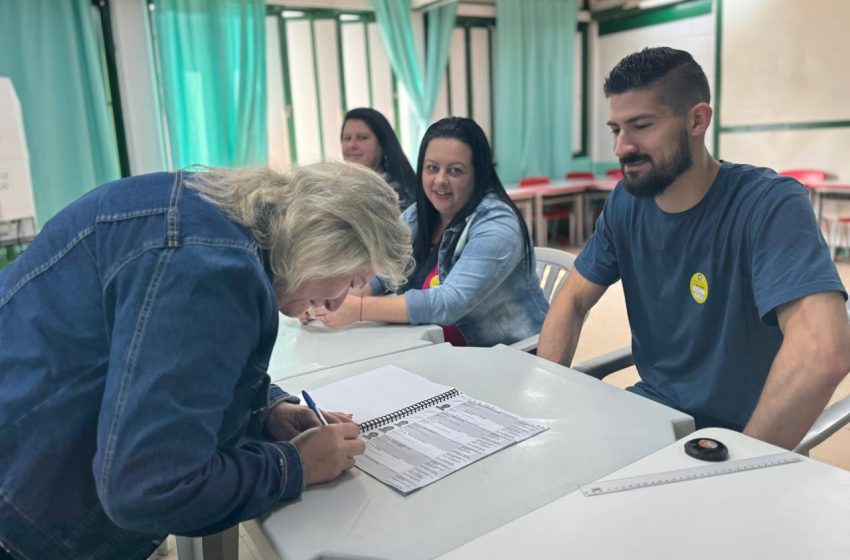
[829,219,839,260]
[569,215,577,246]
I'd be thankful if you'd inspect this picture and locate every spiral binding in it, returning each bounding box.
[359,388,461,433]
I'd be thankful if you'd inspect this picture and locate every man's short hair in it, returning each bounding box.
[603,47,710,114]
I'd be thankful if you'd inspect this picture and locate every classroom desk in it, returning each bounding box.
[506,179,617,246]
[268,315,444,382]
[246,343,694,560]
[804,181,850,224]
[441,427,850,559]
[506,188,536,244]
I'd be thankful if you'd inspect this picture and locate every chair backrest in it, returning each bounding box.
[604,168,623,179]
[535,246,576,303]
[566,171,594,180]
[779,169,828,184]
[519,176,550,188]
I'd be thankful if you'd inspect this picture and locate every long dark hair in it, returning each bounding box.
[342,108,416,203]
[405,117,533,289]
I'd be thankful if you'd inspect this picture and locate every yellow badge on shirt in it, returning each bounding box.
[689,272,709,304]
[429,275,441,288]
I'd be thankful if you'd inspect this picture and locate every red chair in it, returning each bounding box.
[519,176,575,245]
[605,168,623,180]
[778,169,828,186]
[566,171,594,180]
[518,176,551,188]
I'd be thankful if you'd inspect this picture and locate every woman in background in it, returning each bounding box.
[317,117,548,347]
[341,107,416,210]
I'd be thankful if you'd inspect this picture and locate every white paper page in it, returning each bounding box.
[357,395,548,494]
[306,365,455,423]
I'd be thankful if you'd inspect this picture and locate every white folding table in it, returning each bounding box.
[247,343,694,560]
[268,315,444,382]
[441,427,850,559]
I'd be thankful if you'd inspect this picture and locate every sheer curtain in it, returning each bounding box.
[152,0,267,168]
[494,0,578,183]
[0,0,120,222]
[372,0,457,155]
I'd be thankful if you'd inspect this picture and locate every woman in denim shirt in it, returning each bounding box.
[317,117,548,347]
[0,162,411,559]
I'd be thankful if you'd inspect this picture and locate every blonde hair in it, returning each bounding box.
[186,161,413,292]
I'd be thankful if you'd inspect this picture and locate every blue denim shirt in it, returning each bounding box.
[0,172,303,559]
[375,194,548,346]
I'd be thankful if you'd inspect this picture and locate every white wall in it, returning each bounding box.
[718,0,850,180]
[586,0,850,182]
[266,18,291,171]
[110,0,167,173]
[591,11,717,165]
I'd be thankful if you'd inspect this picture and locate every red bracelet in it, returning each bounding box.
[359,295,364,322]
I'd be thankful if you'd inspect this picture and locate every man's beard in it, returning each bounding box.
[620,128,693,198]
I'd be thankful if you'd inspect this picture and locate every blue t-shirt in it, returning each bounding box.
[576,162,846,430]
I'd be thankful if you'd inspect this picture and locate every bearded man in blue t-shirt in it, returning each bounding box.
[538,46,850,450]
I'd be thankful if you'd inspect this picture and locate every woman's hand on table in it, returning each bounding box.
[315,294,362,328]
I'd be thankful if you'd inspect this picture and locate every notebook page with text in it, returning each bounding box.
[304,365,548,494]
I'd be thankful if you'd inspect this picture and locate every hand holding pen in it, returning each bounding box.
[301,390,329,425]
[291,390,365,485]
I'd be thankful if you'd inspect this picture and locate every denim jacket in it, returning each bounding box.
[375,194,548,346]
[0,172,302,559]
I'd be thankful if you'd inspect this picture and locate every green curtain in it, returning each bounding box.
[0,0,120,223]
[372,0,457,156]
[494,0,577,183]
[152,0,267,168]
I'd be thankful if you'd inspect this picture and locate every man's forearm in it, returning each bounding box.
[744,345,848,449]
[746,292,850,449]
[537,304,584,367]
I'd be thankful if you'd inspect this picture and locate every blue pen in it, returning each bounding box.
[301,390,329,426]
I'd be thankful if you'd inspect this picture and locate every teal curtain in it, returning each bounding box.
[372,0,457,156]
[494,0,577,183]
[0,0,120,223]
[152,0,267,168]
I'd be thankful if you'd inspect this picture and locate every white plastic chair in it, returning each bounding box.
[571,344,850,456]
[510,247,577,353]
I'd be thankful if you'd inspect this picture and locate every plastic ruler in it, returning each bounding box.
[579,452,802,497]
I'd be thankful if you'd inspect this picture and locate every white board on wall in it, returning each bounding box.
[720,128,850,182]
[722,0,850,126]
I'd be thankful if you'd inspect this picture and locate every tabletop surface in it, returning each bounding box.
[505,178,616,193]
[440,427,850,559]
[807,180,850,191]
[268,315,444,383]
[251,343,694,560]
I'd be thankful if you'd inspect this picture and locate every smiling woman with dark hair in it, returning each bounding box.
[341,107,416,210]
[315,117,548,347]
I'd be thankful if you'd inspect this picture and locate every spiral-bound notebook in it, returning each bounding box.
[307,365,548,494]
